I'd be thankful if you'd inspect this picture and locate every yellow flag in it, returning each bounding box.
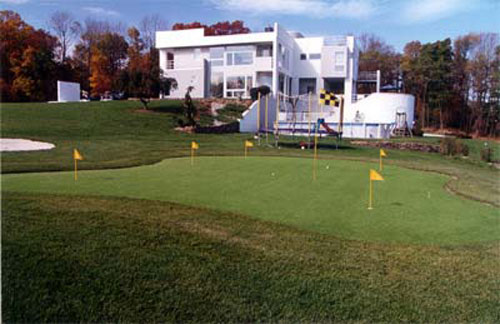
[191,141,199,150]
[245,140,254,148]
[380,149,387,157]
[370,169,384,181]
[73,149,83,160]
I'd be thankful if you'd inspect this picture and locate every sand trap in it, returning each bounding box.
[0,138,55,152]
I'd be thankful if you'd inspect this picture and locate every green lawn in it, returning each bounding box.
[3,193,499,322]
[2,100,500,322]
[3,156,498,245]
[1,100,499,205]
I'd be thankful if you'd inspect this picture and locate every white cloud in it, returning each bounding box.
[82,6,120,17]
[401,0,476,23]
[0,0,30,4]
[210,0,380,19]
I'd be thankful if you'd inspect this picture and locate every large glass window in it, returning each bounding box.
[209,47,224,67]
[226,76,245,90]
[225,75,253,98]
[210,72,223,98]
[226,52,253,66]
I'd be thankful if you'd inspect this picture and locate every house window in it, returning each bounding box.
[226,51,253,66]
[300,53,307,60]
[309,53,321,60]
[210,72,223,98]
[335,51,345,64]
[257,44,272,57]
[209,47,224,67]
[335,51,345,72]
[226,75,253,98]
[166,52,174,69]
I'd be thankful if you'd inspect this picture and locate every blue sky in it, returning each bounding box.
[1,0,499,51]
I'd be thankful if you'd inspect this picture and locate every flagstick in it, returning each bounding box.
[257,92,261,146]
[191,147,194,166]
[307,92,311,149]
[265,94,269,145]
[313,123,318,181]
[313,135,318,181]
[275,92,280,147]
[380,154,382,171]
[244,144,247,159]
[368,178,373,210]
[74,158,78,181]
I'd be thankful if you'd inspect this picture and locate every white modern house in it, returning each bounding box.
[156,23,414,138]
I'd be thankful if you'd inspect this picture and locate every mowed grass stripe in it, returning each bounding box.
[3,156,498,245]
[2,193,499,322]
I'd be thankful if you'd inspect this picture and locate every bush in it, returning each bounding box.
[216,103,248,123]
[456,141,469,157]
[439,138,469,157]
[439,138,456,156]
[481,147,493,162]
[250,86,271,101]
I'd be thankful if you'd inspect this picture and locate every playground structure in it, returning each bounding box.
[239,91,345,148]
[240,91,415,140]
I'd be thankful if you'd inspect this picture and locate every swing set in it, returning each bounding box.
[254,90,344,149]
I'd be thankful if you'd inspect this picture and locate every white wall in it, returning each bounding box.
[240,95,278,133]
[156,28,275,49]
[57,81,80,102]
[293,37,323,78]
[344,93,415,125]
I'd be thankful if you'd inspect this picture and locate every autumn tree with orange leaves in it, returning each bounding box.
[0,10,58,101]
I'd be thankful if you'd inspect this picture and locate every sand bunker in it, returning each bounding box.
[0,138,55,152]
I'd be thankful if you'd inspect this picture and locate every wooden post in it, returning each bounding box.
[265,94,269,144]
[74,159,78,181]
[308,92,312,149]
[368,178,373,210]
[257,92,261,145]
[338,97,345,133]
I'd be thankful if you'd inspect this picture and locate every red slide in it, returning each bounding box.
[320,122,341,137]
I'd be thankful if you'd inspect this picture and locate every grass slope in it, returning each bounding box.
[3,193,499,322]
[1,101,499,206]
[3,156,498,245]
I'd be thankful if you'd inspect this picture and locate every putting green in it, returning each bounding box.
[2,156,498,244]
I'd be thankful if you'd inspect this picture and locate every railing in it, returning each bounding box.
[323,36,347,46]
[358,71,377,82]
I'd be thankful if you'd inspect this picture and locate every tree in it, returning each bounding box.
[468,33,500,136]
[357,33,400,93]
[48,11,79,63]
[71,18,118,92]
[88,32,128,96]
[139,14,167,50]
[0,10,58,102]
[119,27,176,109]
[452,34,480,130]
[172,20,250,36]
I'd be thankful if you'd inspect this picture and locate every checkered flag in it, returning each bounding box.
[318,89,340,107]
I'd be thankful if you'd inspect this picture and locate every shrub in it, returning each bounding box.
[439,138,456,156]
[456,141,469,157]
[481,147,493,162]
[216,103,248,123]
[439,138,469,157]
[250,86,271,101]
